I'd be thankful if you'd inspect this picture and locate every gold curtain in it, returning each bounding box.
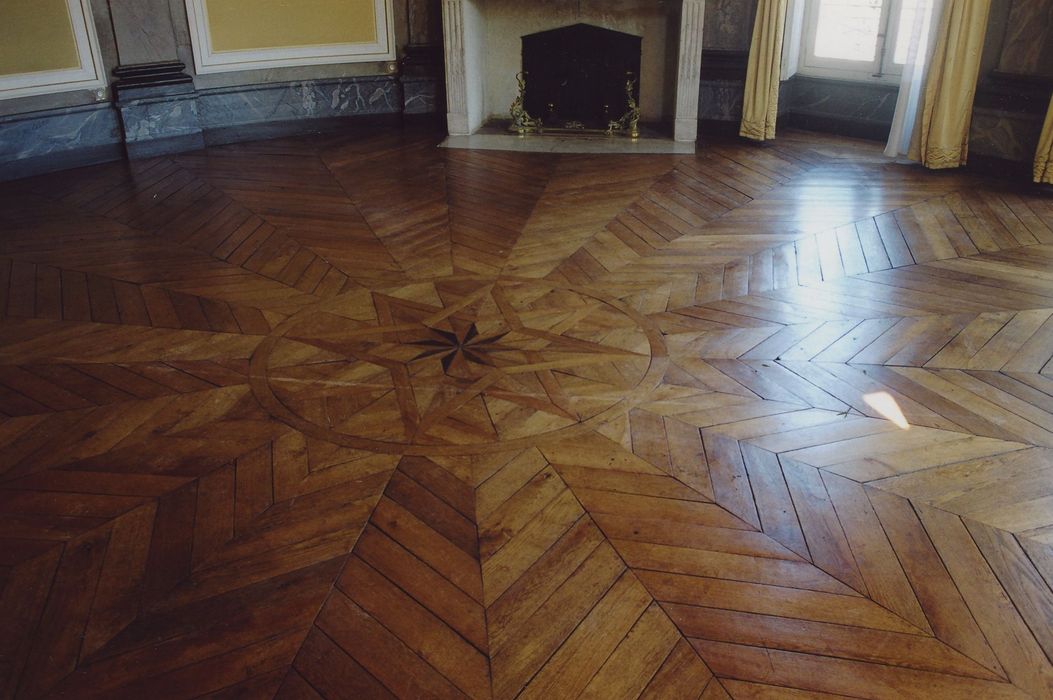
[1036,95,1053,184]
[740,0,788,141]
[909,0,991,169]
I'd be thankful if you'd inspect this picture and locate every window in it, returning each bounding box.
[799,0,925,82]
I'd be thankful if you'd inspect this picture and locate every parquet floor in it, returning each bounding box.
[1,123,1052,699]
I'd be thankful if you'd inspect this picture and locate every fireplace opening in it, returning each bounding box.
[517,24,642,134]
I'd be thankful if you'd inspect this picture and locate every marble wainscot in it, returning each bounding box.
[0,103,123,181]
[780,75,899,140]
[117,81,205,159]
[198,76,402,143]
[698,79,744,121]
[970,107,1045,164]
[441,0,706,147]
[0,75,417,179]
[403,75,443,114]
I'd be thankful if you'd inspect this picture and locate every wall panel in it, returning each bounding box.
[0,0,105,99]
[186,0,395,74]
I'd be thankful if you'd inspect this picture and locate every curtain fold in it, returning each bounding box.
[884,0,944,158]
[1036,95,1053,184]
[740,0,788,142]
[909,0,991,169]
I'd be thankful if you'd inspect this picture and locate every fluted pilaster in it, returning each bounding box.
[674,0,706,142]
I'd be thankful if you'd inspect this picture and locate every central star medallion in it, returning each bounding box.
[252,276,665,454]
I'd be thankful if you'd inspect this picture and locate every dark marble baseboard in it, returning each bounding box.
[697,119,743,138]
[700,50,749,81]
[197,76,403,131]
[0,143,125,182]
[975,72,1053,116]
[125,132,206,159]
[0,103,122,181]
[0,75,428,180]
[204,113,406,147]
[967,153,1041,181]
[782,112,891,142]
[970,107,1045,164]
[786,76,899,126]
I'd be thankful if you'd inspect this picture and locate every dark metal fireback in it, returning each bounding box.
[520,24,642,132]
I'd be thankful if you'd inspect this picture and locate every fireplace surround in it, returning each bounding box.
[441,0,706,143]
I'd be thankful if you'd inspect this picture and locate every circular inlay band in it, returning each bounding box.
[250,275,667,455]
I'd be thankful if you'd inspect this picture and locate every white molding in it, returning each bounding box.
[0,0,106,100]
[185,0,396,74]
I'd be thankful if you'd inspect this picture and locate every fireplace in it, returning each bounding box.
[441,0,706,144]
[519,24,642,133]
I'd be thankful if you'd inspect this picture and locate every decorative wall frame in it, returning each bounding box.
[0,0,106,100]
[184,0,396,74]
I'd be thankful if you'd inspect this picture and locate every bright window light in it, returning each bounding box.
[863,391,910,430]
[813,0,884,62]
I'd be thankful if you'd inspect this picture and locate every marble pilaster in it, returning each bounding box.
[108,0,180,66]
[674,0,706,142]
[107,0,203,157]
[442,0,470,134]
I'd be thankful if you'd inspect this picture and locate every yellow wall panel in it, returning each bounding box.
[206,0,378,52]
[0,0,81,76]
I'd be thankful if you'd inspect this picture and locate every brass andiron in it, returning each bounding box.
[606,77,640,138]
[509,72,542,134]
[509,71,639,137]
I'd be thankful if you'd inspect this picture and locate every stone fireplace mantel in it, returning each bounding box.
[441,0,705,143]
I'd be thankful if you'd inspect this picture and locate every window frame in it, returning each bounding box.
[798,0,910,84]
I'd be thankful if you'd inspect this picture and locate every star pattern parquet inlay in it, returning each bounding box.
[1,124,1052,699]
[250,275,662,454]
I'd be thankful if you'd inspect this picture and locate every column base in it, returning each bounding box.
[674,117,699,143]
[114,62,204,159]
[447,112,471,136]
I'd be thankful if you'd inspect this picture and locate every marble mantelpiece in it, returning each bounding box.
[441,0,705,143]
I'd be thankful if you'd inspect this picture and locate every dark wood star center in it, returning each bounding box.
[408,322,510,375]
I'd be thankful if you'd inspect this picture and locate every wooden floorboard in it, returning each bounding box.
[1,124,1052,698]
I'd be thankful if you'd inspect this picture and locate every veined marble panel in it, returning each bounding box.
[108,0,180,65]
[998,0,1053,77]
[197,77,401,129]
[970,107,1045,163]
[703,0,754,51]
[788,76,898,123]
[403,76,442,114]
[0,102,120,163]
[119,93,202,144]
[698,79,743,120]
